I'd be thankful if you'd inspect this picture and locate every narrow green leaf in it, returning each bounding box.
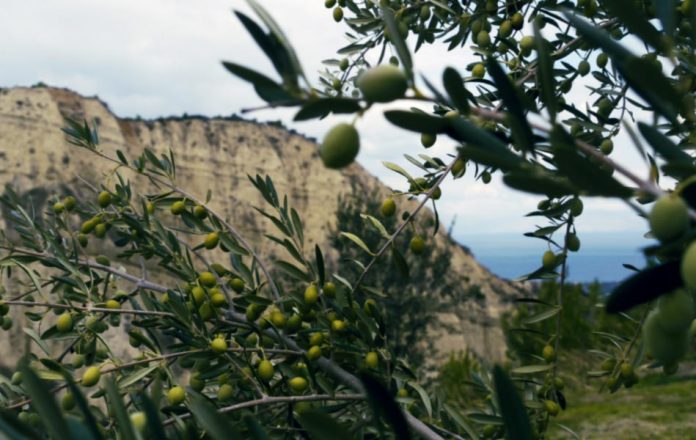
[188,392,240,440]
[297,410,354,440]
[340,232,375,256]
[116,150,128,165]
[603,0,667,52]
[61,375,103,440]
[533,24,556,121]
[408,382,432,418]
[446,117,513,159]
[391,245,409,278]
[617,56,680,123]
[552,147,632,198]
[510,364,555,374]
[383,110,447,134]
[503,171,576,197]
[0,411,40,440]
[523,306,561,324]
[486,58,534,151]
[221,61,293,103]
[563,12,631,62]
[652,0,677,36]
[361,214,390,239]
[442,67,470,114]
[294,98,362,121]
[443,404,480,439]
[23,328,50,355]
[117,364,159,389]
[638,122,693,165]
[19,366,71,440]
[242,413,270,440]
[360,374,411,440]
[467,413,504,425]
[493,366,534,440]
[606,262,682,313]
[275,260,311,282]
[140,393,166,440]
[234,11,295,85]
[246,0,307,84]
[458,145,521,171]
[381,7,413,80]
[105,378,137,440]
[382,161,417,183]
[315,245,326,286]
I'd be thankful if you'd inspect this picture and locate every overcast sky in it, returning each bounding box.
[1,0,656,258]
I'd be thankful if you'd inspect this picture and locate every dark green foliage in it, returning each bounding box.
[502,281,638,358]
[331,186,469,367]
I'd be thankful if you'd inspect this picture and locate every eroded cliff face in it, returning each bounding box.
[0,86,522,368]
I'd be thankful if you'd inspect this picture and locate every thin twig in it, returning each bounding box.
[162,393,366,426]
[3,300,175,317]
[350,158,457,295]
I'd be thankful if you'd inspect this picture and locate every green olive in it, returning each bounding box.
[320,123,360,169]
[357,65,408,103]
[97,191,111,208]
[472,63,486,79]
[649,195,689,242]
[203,232,220,249]
[655,289,695,333]
[409,236,425,255]
[643,310,690,364]
[258,360,275,382]
[198,272,217,287]
[381,198,396,217]
[56,312,73,333]
[167,386,186,405]
[333,6,343,22]
[542,251,556,269]
[170,200,186,215]
[421,132,437,148]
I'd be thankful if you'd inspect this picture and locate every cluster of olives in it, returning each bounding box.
[600,359,639,391]
[641,194,696,369]
[161,279,387,410]
[173,270,245,322]
[643,289,695,372]
[534,198,584,268]
[74,190,131,247]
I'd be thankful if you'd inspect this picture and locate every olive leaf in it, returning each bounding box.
[493,366,534,440]
[606,262,682,313]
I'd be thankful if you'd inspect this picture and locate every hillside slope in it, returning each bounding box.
[0,86,523,366]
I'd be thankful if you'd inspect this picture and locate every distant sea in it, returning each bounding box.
[455,231,649,284]
[472,253,643,283]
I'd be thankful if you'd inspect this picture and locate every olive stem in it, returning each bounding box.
[349,158,457,295]
[2,300,176,318]
[161,393,366,426]
[552,219,573,382]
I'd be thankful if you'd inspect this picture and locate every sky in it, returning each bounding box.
[1,0,660,278]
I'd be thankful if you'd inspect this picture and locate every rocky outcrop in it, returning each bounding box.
[0,86,523,368]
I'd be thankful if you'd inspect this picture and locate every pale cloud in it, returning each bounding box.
[0,0,650,245]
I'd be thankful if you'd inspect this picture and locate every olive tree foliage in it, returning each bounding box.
[1,0,696,439]
[222,0,696,436]
[331,186,471,368]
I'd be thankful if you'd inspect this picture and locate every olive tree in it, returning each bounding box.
[1,0,696,438]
